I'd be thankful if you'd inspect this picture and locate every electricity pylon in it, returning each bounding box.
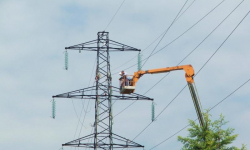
[53,31,153,149]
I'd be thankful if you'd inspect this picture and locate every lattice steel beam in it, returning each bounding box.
[53,32,153,150]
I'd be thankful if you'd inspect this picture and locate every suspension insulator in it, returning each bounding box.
[65,51,68,70]
[52,99,56,119]
[151,102,155,122]
[138,52,142,71]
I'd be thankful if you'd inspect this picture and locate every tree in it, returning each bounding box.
[178,110,247,150]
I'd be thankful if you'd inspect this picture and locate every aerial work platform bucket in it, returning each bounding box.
[120,86,135,94]
[120,75,135,94]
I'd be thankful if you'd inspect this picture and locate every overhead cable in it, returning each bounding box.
[114,0,242,118]
[195,10,250,76]
[71,99,87,128]
[111,0,197,72]
[104,0,126,31]
[71,58,96,141]
[112,0,225,75]
[176,0,196,21]
[128,9,250,144]
[177,0,244,65]
[141,0,190,68]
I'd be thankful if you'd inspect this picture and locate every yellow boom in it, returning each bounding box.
[120,64,204,127]
[132,65,194,86]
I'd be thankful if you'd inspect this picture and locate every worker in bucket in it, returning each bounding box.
[119,70,127,90]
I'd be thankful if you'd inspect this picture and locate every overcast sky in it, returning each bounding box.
[1,0,250,150]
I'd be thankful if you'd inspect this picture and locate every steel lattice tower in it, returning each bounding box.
[53,31,153,149]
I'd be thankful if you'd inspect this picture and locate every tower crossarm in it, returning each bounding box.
[53,86,153,101]
[65,39,140,51]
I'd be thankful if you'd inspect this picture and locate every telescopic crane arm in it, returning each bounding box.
[132,65,195,85]
[131,65,205,127]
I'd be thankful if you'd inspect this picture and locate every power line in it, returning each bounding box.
[146,0,224,58]
[77,81,96,138]
[112,0,225,75]
[104,0,126,31]
[76,57,97,137]
[71,99,87,128]
[150,122,192,150]
[131,84,188,141]
[177,0,244,65]
[71,58,96,142]
[209,79,250,111]
[195,10,250,76]
[176,0,196,21]
[114,0,240,118]
[141,0,190,68]
[149,78,250,150]
[70,58,96,150]
[122,9,249,144]
[111,0,197,72]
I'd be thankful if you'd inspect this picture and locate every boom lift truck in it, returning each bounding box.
[120,65,204,127]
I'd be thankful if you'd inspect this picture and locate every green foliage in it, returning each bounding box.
[178,110,247,150]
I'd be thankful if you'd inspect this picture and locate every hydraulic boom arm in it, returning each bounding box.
[131,65,204,127]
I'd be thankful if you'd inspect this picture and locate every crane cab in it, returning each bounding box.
[120,75,135,94]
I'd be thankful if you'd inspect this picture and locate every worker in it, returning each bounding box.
[95,73,101,81]
[119,70,127,90]
[119,70,127,79]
